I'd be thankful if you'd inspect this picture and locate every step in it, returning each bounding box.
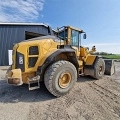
[28,75,40,91]
[28,79,39,84]
[28,82,40,91]
[29,86,40,91]
[79,73,84,76]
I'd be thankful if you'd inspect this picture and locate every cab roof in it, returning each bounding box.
[65,26,84,32]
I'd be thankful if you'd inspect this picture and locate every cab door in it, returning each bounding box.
[71,30,80,48]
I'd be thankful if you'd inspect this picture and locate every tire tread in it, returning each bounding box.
[44,60,77,97]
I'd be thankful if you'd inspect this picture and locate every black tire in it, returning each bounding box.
[94,58,105,79]
[44,60,77,97]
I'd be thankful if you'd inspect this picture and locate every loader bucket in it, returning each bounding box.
[104,59,115,75]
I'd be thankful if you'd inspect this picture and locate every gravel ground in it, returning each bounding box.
[0,62,120,120]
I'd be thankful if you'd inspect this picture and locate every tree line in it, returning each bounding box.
[94,52,113,55]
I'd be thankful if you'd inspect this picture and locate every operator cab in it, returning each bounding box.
[57,26,86,48]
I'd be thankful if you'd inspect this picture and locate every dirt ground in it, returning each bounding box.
[0,62,120,120]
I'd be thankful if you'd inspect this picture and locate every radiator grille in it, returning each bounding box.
[28,46,39,68]
[28,57,38,68]
[29,46,38,55]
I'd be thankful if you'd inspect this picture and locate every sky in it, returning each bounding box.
[0,0,120,54]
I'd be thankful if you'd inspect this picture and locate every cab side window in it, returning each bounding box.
[58,29,68,40]
[71,30,79,47]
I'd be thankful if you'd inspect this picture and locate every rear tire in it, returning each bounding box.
[94,58,105,79]
[44,60,77,97]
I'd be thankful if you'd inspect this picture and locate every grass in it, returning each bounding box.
[102,54,120,59]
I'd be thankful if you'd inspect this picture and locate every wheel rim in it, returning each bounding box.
[99,65,103,75]
[59,72,72,88]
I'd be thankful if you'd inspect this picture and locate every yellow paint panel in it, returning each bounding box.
[16,38,59,73]
[85,55,96,65]
[67,27,71,45]
[22,72,35,84]
[11,69,22,78]
[72,46,79,56]
[43,39,52,50]
[7,68,35,84]
[38,48,58,66]
[7,69,23,85]
[80,47,86,57]
[78,60,83,66]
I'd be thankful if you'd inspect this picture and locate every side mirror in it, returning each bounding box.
[83,33,87,39]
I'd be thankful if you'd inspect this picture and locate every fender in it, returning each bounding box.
[85,55,103,67]
[37,47,79,79]
[85,55,97,65]
[84,56,103,76]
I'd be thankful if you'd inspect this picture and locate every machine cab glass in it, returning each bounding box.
[58,28,68,40]
[71,30,79,47]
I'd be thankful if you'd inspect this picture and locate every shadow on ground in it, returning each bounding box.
[0,76,95,104]
[0,80,56,103]
[77,75,96,82]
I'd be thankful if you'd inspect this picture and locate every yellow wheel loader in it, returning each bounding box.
[6,26,115,97]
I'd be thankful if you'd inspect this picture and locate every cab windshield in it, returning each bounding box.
[58,27,81,48]
[58,29,68,40]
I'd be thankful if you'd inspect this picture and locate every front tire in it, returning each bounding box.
[94,58,105,79]
[44,60,77,97]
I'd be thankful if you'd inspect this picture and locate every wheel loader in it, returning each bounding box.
[6,26,115,97]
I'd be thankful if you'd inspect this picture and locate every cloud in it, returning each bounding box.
[83,42,120,54]
[0,0,44,22]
